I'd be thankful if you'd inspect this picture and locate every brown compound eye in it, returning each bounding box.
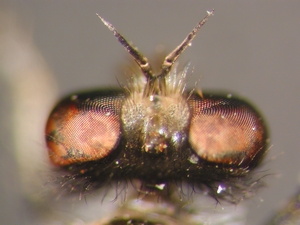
[188,93,267,167]
[45,92,123,166]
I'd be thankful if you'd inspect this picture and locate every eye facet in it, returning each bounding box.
[188,93,267,167]
[45,92,124,166]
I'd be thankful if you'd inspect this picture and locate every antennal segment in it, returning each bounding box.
[96,14,154,80]
[160,10,214,78]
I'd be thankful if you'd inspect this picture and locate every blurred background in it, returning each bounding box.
[0,1,299,224]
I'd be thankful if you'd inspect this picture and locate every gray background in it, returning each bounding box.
[0,1,299,224]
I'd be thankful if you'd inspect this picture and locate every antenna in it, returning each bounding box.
[160,10,214,78]
[96,14,154,80]
[97,10,214,81]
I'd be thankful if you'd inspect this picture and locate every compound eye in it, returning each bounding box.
[188,94,267,167]
[45,95,122,166]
